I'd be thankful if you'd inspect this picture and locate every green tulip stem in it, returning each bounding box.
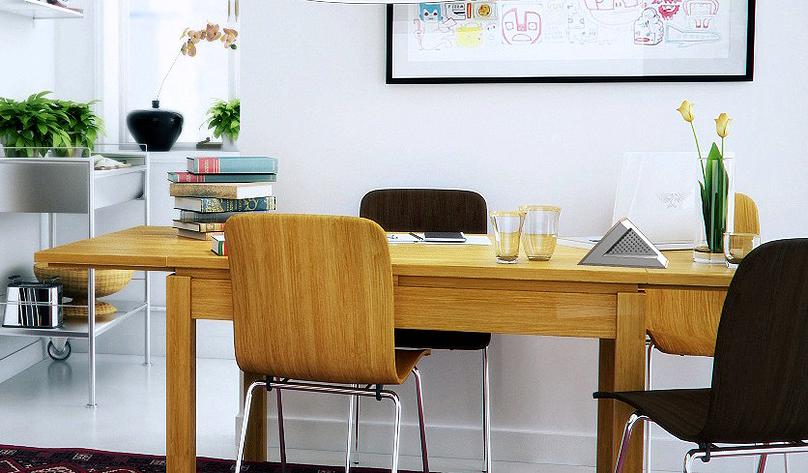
[691,121,706,182]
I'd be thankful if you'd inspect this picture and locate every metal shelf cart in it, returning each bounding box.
[0,145,151,407]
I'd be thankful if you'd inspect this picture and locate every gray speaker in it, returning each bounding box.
[579,218,669,269]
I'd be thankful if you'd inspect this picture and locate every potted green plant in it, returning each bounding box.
[55,99,104,157]
[0,92,103,157]
[0,91,72,157]
[203,98,240,150]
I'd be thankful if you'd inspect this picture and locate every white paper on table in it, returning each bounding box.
[387,233,421,244]
[387,233,491,245]
[420,235,492,246]
[463,235,492,246]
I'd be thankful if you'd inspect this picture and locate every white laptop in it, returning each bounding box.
[560,152,699,250]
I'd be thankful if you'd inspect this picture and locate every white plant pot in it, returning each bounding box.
[222,136,238,151]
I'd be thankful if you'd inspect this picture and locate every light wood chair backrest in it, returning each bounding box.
[734,192,760,234]
[647,193,760,357]
[226,213,401,384]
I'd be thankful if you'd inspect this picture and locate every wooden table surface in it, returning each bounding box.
[34,226,735,473]
[36,225,733,286]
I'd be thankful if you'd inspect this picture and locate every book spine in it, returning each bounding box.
[168,172,277,183]
[188,157,278,174]
[212,240,227,256]
[197,222,225,232]
[196,196,276,213]
[173,221,226,232]
[170,183,273,199]
[178,211,255,223]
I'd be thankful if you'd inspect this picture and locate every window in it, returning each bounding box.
[124,0,238,145]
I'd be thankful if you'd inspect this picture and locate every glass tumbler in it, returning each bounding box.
[520,205,561,261]
[490,211,525,264]
[723,232,761,269]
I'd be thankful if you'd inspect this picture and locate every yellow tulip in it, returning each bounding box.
[715,113,732,138]
[676,100,695,122]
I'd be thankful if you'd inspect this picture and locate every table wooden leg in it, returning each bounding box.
[597,293,646,473]
[241,371,268,462]
[167,275,197,473]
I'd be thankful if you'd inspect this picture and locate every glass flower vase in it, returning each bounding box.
[693,155,735,264]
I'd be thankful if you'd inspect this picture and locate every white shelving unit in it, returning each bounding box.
[0,301,147,339]
[0,0,83,19]
[0,146,150,407]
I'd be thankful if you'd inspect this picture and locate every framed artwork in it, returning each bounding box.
[386,0,755,83]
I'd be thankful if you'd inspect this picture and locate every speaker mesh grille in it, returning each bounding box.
[606,230,655,256]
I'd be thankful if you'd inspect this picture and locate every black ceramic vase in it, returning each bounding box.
[126,100,184,152]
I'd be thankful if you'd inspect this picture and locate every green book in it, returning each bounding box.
[167,172,277,183]
[174,196,277,213]
[177,210,267,223]
[187,156,278,174]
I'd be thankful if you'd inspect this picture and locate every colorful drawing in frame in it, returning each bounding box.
[386,0,755,83]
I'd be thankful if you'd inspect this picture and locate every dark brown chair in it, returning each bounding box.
[596,239,808,473]
[360,188,493,473]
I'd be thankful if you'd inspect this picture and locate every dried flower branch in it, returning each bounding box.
[154,22,239,103]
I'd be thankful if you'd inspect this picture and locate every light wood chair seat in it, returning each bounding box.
[395,349,430,383]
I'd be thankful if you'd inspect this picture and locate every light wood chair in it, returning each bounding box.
[644,193,771,473]
[226,214,430,473]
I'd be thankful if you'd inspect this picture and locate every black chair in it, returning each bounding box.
[596,239,808,473]
[360,188,493,473]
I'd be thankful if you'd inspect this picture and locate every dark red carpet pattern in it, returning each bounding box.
[0,445,419,473]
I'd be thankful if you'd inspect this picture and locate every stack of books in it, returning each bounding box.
[169,156,278,245]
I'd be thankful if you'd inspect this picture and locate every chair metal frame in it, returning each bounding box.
[643,339,792,473]
[241,369,430,473]
[358,188,493,473]
[615,410,808,473]
[349,348,491,473]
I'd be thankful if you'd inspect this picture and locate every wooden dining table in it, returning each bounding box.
[34,226,734,473]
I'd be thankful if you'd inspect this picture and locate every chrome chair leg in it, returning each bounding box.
[645,339,654,473]
[236,380,267,473]
[756,454,767,473]
[615,412,649,473]
[389,391,403,473]
[264,380,404,473]
[346,386,356,473]
[276,382,287,469]
[353,393,361,464]
[412,366,430,473]
[683,449,698,473]
[482,347,492,473]
[784,453,790,473]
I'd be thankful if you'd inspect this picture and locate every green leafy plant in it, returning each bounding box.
[55,99,104,157]
[0,91,72,157]
[677,100,732,254]
[203,98,240,142]
[0,92,104,157]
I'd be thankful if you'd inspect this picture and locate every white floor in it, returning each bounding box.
[0,353,602,473]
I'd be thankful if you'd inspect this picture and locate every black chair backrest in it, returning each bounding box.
[359,189,487,233]
[703,239,808,443]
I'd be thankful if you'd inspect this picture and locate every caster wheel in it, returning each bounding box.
[47,340,71,361]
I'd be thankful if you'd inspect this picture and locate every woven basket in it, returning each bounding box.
[33,263,134,318]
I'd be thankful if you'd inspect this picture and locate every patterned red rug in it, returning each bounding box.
[0,445,417,473]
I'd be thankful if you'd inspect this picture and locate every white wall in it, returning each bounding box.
[237,0,808,471]
[0,11,58,380]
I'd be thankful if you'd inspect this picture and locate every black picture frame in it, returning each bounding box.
[386,0,755,84]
